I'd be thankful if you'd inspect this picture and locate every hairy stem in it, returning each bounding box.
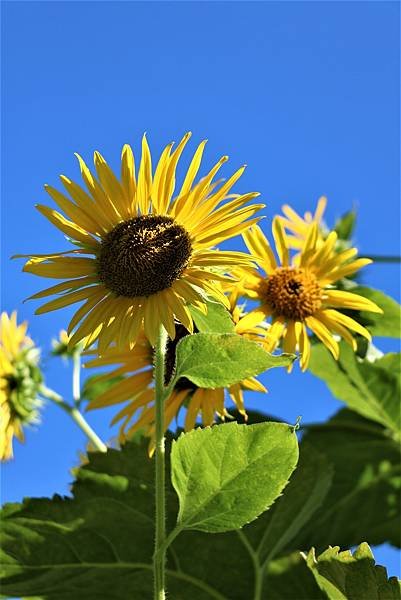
[153,325,169,600]
[40,385,107,453]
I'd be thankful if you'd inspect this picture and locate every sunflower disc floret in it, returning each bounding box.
[97,215,192,297]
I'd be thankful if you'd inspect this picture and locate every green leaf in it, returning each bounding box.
[293,409,401,551]
[81,373,124,403]
[0,433,290,600]
[188,299,235,333]
[265,545,401,600]
[244,441,333,564]
[265,552,326,599]
[306,543,401,600]
[171,421,299,533]
[174,332,295,388]
[348,286,401,338]
[2,429,399,600]
[0,439,229,600]
[334,210,357,240]
[309,343,401,438]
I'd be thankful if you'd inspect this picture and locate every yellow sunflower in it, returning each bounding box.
[0,312,43,460]
[18,133,263,349]
[84,307,267,451]
[280,196,327,249]
[236,218,382,370]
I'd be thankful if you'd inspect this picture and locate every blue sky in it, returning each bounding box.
[2,0,400,578]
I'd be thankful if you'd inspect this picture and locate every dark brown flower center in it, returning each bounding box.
[265,267,322,320]
[97,215,192,297]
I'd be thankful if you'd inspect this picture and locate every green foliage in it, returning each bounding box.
[349,286,401,338]
[244,441,333,563]
[265,552,327,599]
[306,543,401,600]
[174,332,294,388]
[171,421,299,532]
[1,416,400,599]
[188,299,235,333]
[309,342,401,438]
[265,544,401,600]
[295,409,401,551]
[334,209,357,241]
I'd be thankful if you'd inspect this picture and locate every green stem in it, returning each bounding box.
[237,531,264,600]
[72,352,81,406]
[40,385,107,453]
[153,326,169,600]
[361,255,401,263]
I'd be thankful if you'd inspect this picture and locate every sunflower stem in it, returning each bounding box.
[72,352,81,406]
[153,325,169,600]
[40,385,107,453]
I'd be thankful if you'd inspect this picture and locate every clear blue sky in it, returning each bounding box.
[2,0,400,578]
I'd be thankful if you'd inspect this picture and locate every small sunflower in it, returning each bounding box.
[84,307,267,451]
[0,312,43,460]
[19,133,263,349]
[280,196,327,249]
[236,218,382,370]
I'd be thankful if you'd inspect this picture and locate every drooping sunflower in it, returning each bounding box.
[19,133,263,349]
[235,218,382,370]
[0,312,43,460]
[84,306,267,451]
[280,196,327,249]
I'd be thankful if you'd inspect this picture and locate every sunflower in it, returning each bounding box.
[84,306,267,451]
[19,133,263,349]
[280,196,327,249]
[0,312,43,460]
[235,218,382,370]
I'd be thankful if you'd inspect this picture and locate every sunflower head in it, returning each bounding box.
[84,298,267,453]
[19,133,263,350]
[0,312,43,460]
[237,217,383,370]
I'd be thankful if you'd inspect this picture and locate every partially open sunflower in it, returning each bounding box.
[19,133,263,348]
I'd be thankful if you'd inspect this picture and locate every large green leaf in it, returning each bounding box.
[306,543,401,599]
[0,429,294,600]
[174,332,294,388]
[309,343,401,438]
[0,439,232,600]
[265,544,401,600]
[244,442,333,564]
[294,409,401,551]
[188,299,235,333]
[349,286,401,338]
[171,421,299,533]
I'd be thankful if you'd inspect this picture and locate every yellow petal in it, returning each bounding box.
[272,217,289,267]
[323,289,383,314]
[305,315,339,360]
